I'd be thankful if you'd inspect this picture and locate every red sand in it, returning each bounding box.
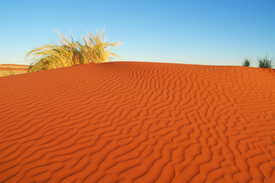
[0,62,275,182]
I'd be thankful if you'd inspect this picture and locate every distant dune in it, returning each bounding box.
[0,64,29,76]
[0,62,275,182]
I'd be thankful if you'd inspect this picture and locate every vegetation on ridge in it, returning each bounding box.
[258,56,273,68]
[241,56,274,68]
[242,58,251,67]
[26,29,122,72]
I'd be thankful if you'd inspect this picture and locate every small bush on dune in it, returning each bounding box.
[258,56,273,68]
[27,29,121,72]
[242,58,251,67]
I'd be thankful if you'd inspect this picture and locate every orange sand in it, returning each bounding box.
[0,62,275,182]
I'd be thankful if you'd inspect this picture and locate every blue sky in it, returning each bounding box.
[0,0,274,66]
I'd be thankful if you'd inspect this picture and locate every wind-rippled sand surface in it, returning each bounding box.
[1,62,275,182]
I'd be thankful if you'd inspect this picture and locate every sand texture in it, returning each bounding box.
[1,62,275,182]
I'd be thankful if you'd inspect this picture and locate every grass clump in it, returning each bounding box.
[27,29,121,72]
[258,56,273,68]
[242,58,251,67]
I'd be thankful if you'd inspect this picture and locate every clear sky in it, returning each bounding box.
[0,0,274,66]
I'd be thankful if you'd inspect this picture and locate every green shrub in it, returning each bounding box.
[242,58,251,67]
[258,57,273,68]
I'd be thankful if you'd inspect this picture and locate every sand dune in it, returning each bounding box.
[0,64,29,76]
[0,62,275,182]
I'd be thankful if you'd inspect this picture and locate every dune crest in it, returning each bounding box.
[0,62,275,182]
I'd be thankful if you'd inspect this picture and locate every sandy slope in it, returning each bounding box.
[0,62,275,182]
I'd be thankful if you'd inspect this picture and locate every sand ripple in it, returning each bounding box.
[0,62,275,182]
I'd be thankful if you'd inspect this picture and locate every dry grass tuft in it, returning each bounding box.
[27,29,121,72]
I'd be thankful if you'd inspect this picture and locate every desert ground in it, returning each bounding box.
[0,64,29,77]
[0,62,275,182]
